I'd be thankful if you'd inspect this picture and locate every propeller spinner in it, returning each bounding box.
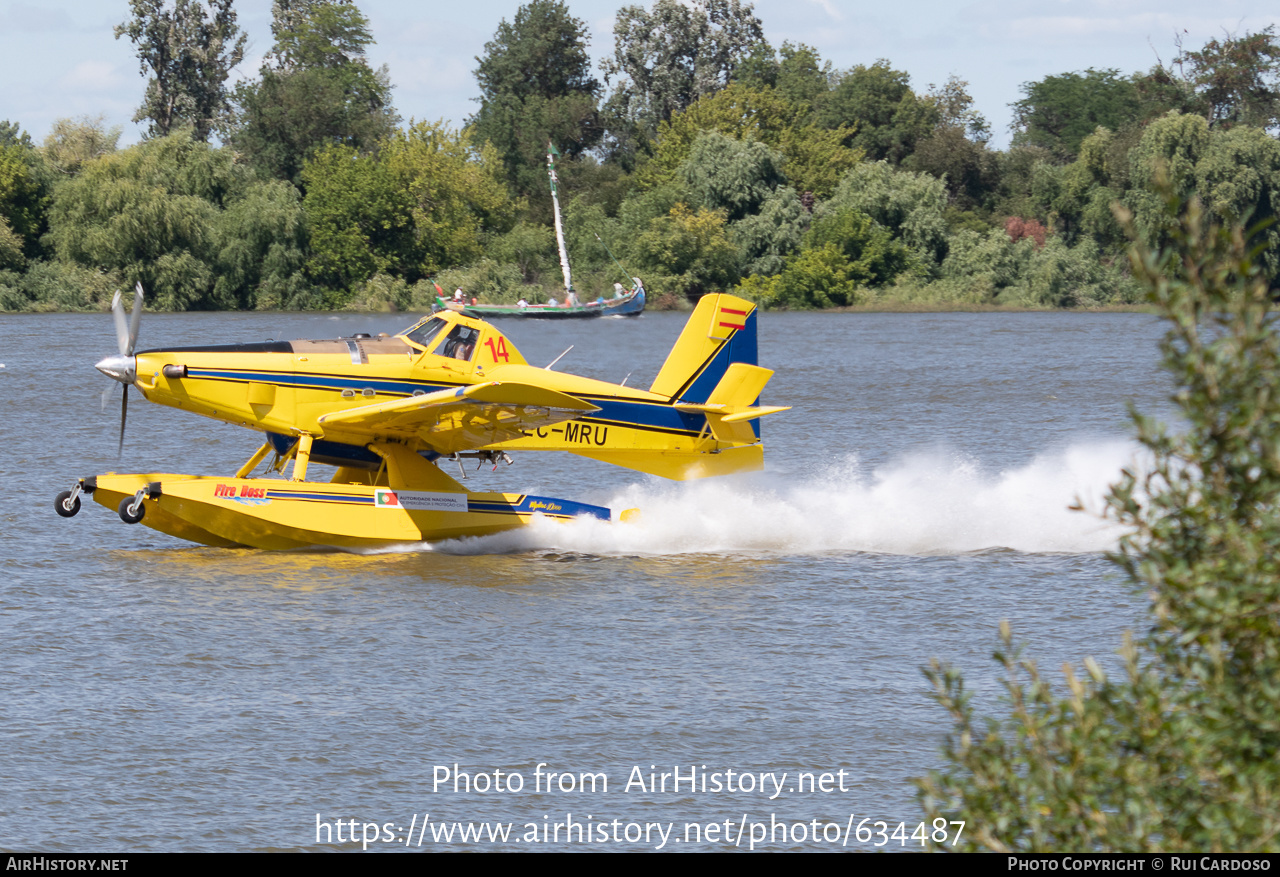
[95,284,144,454]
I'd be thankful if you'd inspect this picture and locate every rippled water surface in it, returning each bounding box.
[2,309,1170,851]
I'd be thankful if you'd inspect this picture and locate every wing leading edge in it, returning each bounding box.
[317,381,600,455]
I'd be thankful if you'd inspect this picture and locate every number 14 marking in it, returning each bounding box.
[484,336,510,363]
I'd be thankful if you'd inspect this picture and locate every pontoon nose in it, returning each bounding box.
[95,353,136,385]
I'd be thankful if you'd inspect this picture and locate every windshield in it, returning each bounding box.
[401,315,448,351]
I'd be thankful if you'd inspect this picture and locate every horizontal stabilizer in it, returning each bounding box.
[672,363,789,444]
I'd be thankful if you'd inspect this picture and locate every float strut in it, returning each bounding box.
[291,434,315,482]
[236,441,274,479]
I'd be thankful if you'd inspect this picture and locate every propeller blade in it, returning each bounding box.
[118,384,128,457]
[110,290,130,356]
[127,284,143,355]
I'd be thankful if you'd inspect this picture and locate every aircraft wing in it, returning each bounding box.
[316,381,600,455]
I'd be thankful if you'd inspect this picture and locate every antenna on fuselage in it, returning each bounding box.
[545,345,574,371]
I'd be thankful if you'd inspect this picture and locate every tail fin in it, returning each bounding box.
[572,294,788,481]
[649,294,759,403]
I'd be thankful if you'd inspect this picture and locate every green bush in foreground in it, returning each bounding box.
[916,193,1280,852]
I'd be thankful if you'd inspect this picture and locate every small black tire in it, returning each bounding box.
[54,490,81,518]
[118,496,145,524]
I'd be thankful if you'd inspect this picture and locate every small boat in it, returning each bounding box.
[436,143,646,320]
[435,287,645,320]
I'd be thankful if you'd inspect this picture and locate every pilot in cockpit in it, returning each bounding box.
[440,325,477,361]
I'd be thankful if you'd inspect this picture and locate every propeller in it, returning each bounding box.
[96,283,144,455]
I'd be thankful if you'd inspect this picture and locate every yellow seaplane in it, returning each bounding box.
[53,288,787,550]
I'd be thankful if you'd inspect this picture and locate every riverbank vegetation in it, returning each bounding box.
[917,192,1280,852]
[1,0,1278,313]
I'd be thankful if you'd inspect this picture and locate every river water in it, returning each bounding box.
[1,309,1170,851]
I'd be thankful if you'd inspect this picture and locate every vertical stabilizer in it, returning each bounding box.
[649,294,758,403]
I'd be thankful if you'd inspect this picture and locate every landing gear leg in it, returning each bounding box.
[119,489,146,524]
[54,484,83,517]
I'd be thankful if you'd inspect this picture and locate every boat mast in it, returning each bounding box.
[547,142,573,298]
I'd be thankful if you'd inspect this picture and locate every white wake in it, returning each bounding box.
[416,440,1140,557]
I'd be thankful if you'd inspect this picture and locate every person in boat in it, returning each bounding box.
[547,297,557,306]
[453,288,465,303]
[613,282,624,299]
[565,290,580,307]
[470,296,478,306]
[517,298,528,308]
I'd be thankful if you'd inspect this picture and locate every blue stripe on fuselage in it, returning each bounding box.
[188,368,710,436]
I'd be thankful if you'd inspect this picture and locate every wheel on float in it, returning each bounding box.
[54,490,81,518]
[118,496,145,524]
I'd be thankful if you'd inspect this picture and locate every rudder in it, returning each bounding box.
[649,294,758,404]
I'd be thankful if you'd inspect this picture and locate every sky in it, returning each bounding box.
[1,0,1278,151]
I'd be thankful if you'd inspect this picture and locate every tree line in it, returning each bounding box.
[1,0,1278,312]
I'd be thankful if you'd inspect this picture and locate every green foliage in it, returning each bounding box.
[233,66,395,188]
[819,161,949,267]
[818,60,939,164]
[266,0,376,71]
[436,258,529,305]
[731,185,804,276]
[469,1,601,201]
[1048,128,1130,248]
[0,143,52,259]
[774,42,832,111]
[1172,27,1280,130]
[994,145,1057,225]
[603,0,767,139]
[0,121,33,149]
[909,125,999,212]
[632,202,740,298]
[1124,112,1280,284]
[115,0,246,142]
[806,208,912,286]
[41,117,122,177]
[637,83,858,197]
[300,122,516,298]
[563,197,622,275]
[1012,68,1142,160]
[918,195,1280,851]
[473,0,598,104]
[0,217,25,271]
[301,143,413,297]
[743,209,912,308]
[680,131,785,220]
[745,243,859,308]
[47,130,313,310]
[489,222,557,283]
[214,179,311,309]
[929,226,1136,307]
[926,75,990,143]
[231,1,395,186]
[14,260,122,311]
[1193,125,1280,281]
[48,131,231,309]
[384,121,517,276]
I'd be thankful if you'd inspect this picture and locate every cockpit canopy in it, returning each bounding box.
[398,312,525,366]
